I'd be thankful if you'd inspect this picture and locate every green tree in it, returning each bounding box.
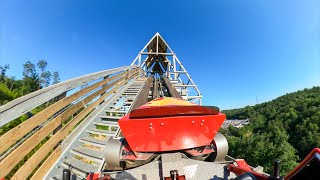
[37,60,52,88]
[23,61,39,93]
[227,129,298,176]
[37,59,47,72]
[52,71,60,84]
[223,86,320,175]
[0,64,9,82]
[40,71,52,88]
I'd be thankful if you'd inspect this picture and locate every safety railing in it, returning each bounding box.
[0,66,141,179]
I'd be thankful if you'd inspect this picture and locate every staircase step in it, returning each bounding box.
[61,158,99,178]
[126,89,140,92]
[109,106,130,110]
[125,89,140,91]
[122,95,138,97]
[123,97,136,100]
[94,121,118,126]
[79,137,107,148]
[71,147,104,162]
[87,129,115,136]
[100,116,122,120]
[124,94,138,96]
[94,123,118,132]
[122,92,138,94]
[105,110,127,114]
[122,94,138,96]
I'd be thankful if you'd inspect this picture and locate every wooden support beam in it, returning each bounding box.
[0,69,135,155]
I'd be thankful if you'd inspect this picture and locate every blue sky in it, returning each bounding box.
[1,0,319,109]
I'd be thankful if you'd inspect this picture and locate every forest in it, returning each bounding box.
[222,86,320,176]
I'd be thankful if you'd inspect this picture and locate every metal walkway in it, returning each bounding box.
[45,79,147,179]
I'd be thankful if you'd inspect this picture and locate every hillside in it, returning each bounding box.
[221,86,320,176]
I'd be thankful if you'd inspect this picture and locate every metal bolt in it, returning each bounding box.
[192,121,195,124]
[161,123,164,126]
[149,123,152,126]
[200,123,203,126]
[149,126,152,129]
[202,119,205,122]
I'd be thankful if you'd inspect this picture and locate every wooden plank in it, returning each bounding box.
[0,69,135,155]
[12,133,62,180]
[0,66,137,126]
[0,71,138,177]
[29,145,62,180]
[11,72,138,179]
[0,113,62,177]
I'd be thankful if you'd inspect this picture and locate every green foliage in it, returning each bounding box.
[0,83,20,105]
[52,71,60,84]
[0,64,9,82]
[222,86,320,176]
[23,61,40,93]
[37,59,48,72]
[37,60,52,88]
[0,60,60,105]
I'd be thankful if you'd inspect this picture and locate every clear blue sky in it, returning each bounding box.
[1,0,319,109]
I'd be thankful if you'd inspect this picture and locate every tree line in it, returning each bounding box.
[221,86,320,176]
[0,60,60,105]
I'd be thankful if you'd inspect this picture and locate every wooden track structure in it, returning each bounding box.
[0,33,202,179]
